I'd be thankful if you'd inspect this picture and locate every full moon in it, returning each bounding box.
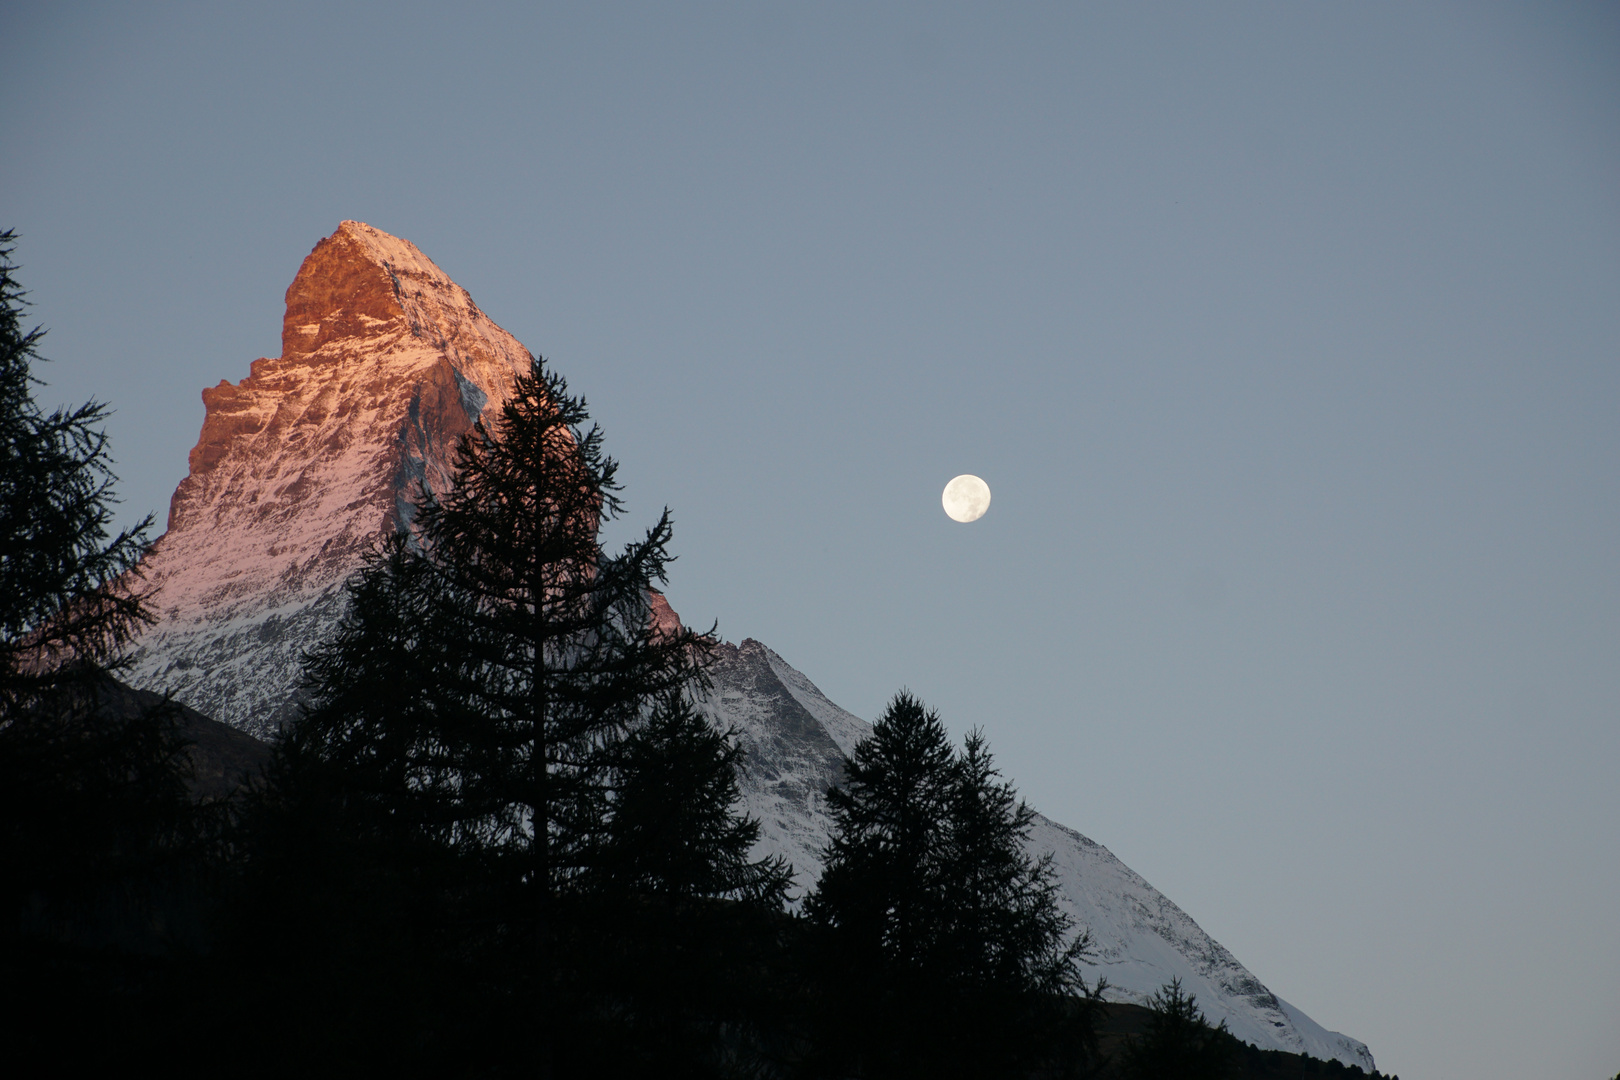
[942,474,991,522]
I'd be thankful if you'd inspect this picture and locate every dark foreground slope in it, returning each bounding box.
[1094,1003,1402,1080]
[5,678,1388,1080]
[94,676,272,799]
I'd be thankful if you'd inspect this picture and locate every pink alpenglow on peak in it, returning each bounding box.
[648,590,686,641]
[130,222,532,737]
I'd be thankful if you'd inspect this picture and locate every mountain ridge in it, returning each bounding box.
[696,634,1372,1069]
[124,221,1374,1070]
[129,221,530,735]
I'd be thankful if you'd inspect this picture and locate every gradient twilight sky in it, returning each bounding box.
[4,4,1618,1076]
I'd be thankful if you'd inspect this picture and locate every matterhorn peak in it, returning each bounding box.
[131,222,531,735]
[123,227,1375,1071]
[278,220,504,364]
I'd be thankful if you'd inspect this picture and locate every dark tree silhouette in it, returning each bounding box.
[942,728,1086,998]
[569,688,796,1074]
[404,360,709,903]
[807,692,1096,1078]
[238,357,784,1074]
[0,228,152,710]
[595,687,791,905]
[1120,977,1237,1080]
[0,227,187,923]
[270,357,711,876]
[938,728,1097,1074]
[0,229,210,1070]
[809,690,957,976]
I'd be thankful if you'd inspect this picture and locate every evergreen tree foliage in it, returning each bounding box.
[1119,977,1237,1080]
[807,691,1095,1078]
[261,358,715,888]
[809,690,957,976]
[236,356,788,1073]
[403,360,708,896]
[0,229,211,1069]
[595,688,792,905]
[0,228,195,933]
[942,728,1087,998]
[0,228,152,709]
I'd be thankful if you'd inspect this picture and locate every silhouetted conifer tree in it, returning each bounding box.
[0,228,152,711]
[241,357,784,1075]
[596,688,791,905]
[0,229,210,1069]
[569,689,796,1074]
[943,728,1085,998]
[807,692,1096,1078]
[938,728,1095,1074]
[1119,977,1237,1080]
[809,691,956,978]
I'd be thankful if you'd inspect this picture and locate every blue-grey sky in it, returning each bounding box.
[4,4,1617,1076]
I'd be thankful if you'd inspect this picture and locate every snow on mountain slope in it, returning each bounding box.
[699,637,1375,1071]
[128,223,1373,1070]
[127,222,529,737]
[695,638,851,882]
[1028,817,1374,1068]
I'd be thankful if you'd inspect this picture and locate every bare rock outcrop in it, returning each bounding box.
[129,222,531,736]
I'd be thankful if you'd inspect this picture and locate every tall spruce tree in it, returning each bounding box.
[578,688,795,1073]
[0,228,152,710]
[0,229,208,1068]
[244,356,787,1073]
[275,357,711,878]
[0,227,188,914]
[942,729,1085,998]
[940,729,1095,1075]
[807,692,1094,1077]
[808,690,956,977]
[595,687,791,905]
[1119,978,1237,1080]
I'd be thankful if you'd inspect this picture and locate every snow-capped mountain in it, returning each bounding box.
[128,221,530,737]
[128,222,1373,1070]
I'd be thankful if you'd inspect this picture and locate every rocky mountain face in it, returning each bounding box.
[128,222,530,737]
[127,222,1373,1070]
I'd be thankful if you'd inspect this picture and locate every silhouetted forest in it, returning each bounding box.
[2,230,1400,1079]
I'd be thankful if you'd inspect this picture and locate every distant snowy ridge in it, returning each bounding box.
[700,637,1375,1071]
[127,222,1373,1071]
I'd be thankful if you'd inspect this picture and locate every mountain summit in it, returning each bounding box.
[128,223,1374,1070]
[130,222,529,734]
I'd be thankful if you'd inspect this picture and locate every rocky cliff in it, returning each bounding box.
[128,222,530,736]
